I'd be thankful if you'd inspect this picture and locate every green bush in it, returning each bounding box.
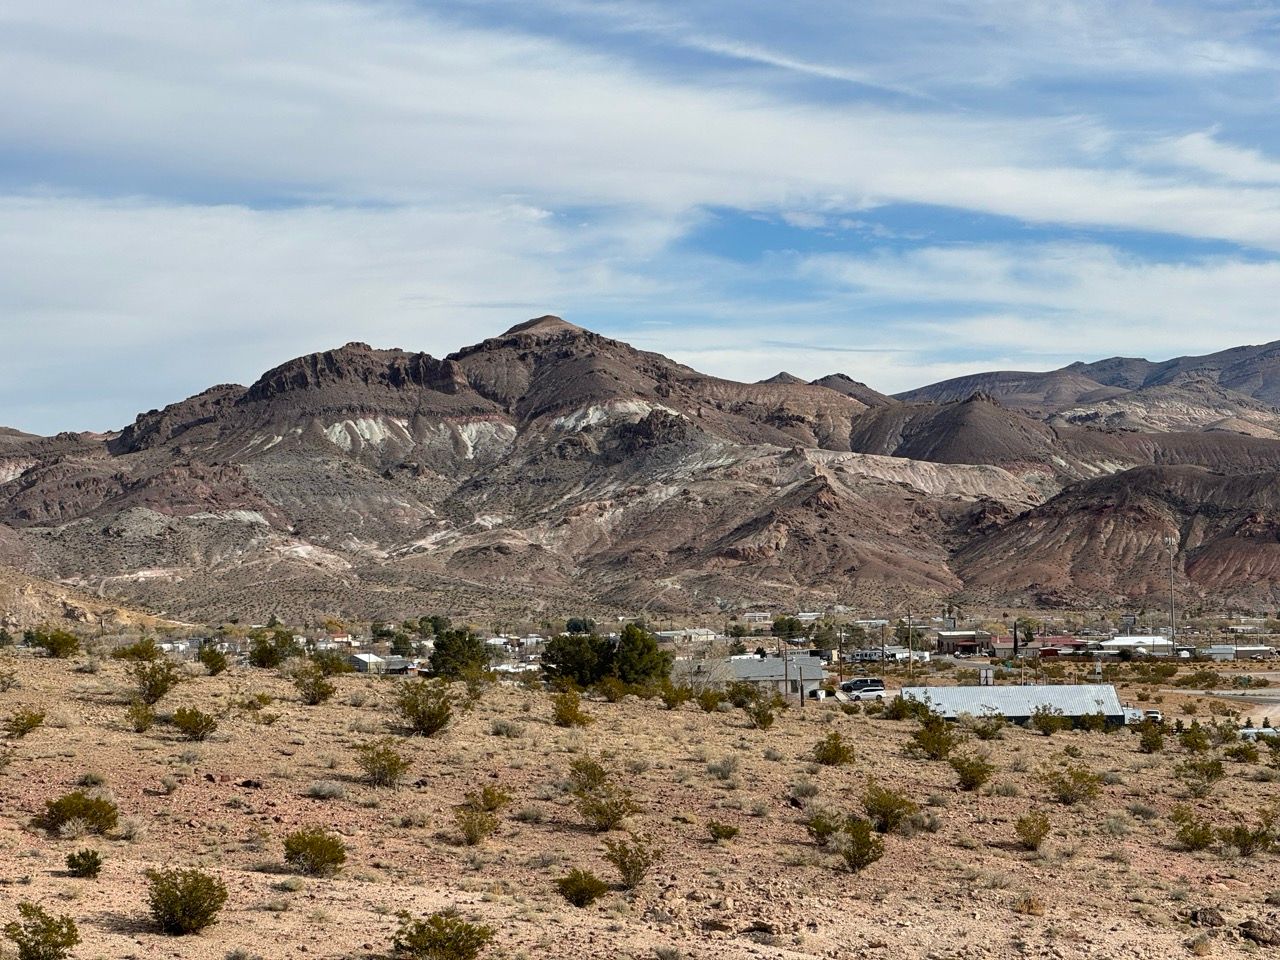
[1029,705,1071,736]
[884,696,932,721]
[27,628,80,659]
[309,650,353,676]
[130,659,185,706]
[744,691,785,730]
[1137,722,1164,754]
[462,785,512,813]
[551,689,593,728]
[112,637,162,661]
[248,630,300,669]
[42,791,119,835]
[576,783,639,832]
[125,699,155,733]
[835,817,884,872]
[949,752,995,791]
[197,645,228,676]
[910,714,961,760]
[593,676,631,703]
[454,806,499,846]
[1225,741,1260,764]
[602,832,662,889]
[65,849,103,878]
[695,689,724,713]
[1075,712,1108,733]
[1039,762,1103,805]
[284,826,346,876]
[4,708,45,739]
[395,679,453,737]
[145,867,228,934]
[1172,805,1215,851]
[659,683,692,710]
[812,731,855,766]
[805,808,844,845]
[2,902,80,960]
[171,706,217,741]
[1217,809,1277,857]
[392,909,494,960]
[292,663,336,706]
[556,868,609,907]
[1179,724,1211,754]
[863,780,919,834]
[708,820,739,842]
[568,756,608,794]
[971,714,1006,741]
[1175,757,1226,798]
[356,738,412,788]
[1014,809,1051,851]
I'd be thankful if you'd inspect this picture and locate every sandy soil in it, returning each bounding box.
[2,653,1279,959]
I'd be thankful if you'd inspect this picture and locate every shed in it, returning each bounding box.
[900,684,1125,725]
[349,653,385,674]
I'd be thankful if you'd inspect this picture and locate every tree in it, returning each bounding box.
[608,624,673,686]
[542,633,611,688]
[390,632,417,658]
[565,617,596,635]
[248,629,300,668]
[25,628,80,659]
[429,629,489,679]
[772,616,805,640]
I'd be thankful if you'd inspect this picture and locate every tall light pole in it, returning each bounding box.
[1164,535,1177,651]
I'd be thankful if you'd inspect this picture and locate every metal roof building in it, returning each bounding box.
[900,684,1124,723]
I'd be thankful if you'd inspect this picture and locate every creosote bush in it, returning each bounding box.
[1039,762,1102,805]
[129,659,185,706]
[454,806,499,846]
[1172,806,1215,851]
[863,779,920,834]
[145,867,229,935]
[1138,722,1164,754]
[971,714,1006,741]
[556,868,610,907]
[42,791,119,836]
[551,689,593,728]
[1029,705,1071,737]
[2,902,80,960]
[356,738,412,788]
[395,679,453,737]
[1175,757,1226,798]
[65,849,103,878]
[284,826,347,876]
[112,636,162,661]
[4,708,45,739]
[911,714,961,760]
[805,808,844,846]
[950,752,995,792]
[836,816,884,872]
[126,699,155,733]
[570,758,639,832]
[28,628,81,659]
[197,645,228,675]
[392,909,494,960]
[603,832,662,889]
[812,731,855,766]
[708,820,739,842]
[1014,809,1051,851]
[292,663,337,706]
[171,706,218,742]
[744,691,785,730]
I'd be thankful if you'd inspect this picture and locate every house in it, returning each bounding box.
[1036,637,1093,658]
[727,654,825,699]
[900,683,1126,725]
[657,628,718,643]
[1099,636,1173,657]
[349,653,385,674]
[1204,644,1274,662]
[381,655,413,675]
[935,630,993,655]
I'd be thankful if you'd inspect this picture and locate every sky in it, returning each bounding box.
[2,0,1280,434]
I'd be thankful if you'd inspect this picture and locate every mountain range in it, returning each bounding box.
[3,315,1280,626]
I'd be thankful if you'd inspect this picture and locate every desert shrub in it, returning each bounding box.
[42,791,119,835]
[1039,762,1102,805]
[65,849,103,878]
[248,630,300,669]
[724,681,758,708]
[0,663,16,692]
[392,909,494,960]
[4,708,45,739]
[130,659,185,706]
[696,689,724,713]
[556,868,610,907]
[911,714,961,760]
[594,676,631,703]
[1075,712,1108,733]
[112,636,162,661]
[462,785,512,813]
[659,683,692,710]
[949,752,995,791]
[708,820,739,842]
[551,689,593,728]
[171,707,218,741]
[489,718,524,738]
[744,691,785,730]
[356,739,412,788]
[805,808,844,845]
[305,781,345,801]
[863,780,920,833]
[603,832,662,889]
[707,756,739,781]
[395,679,453,737]
[309,650,353,676]
[971,714,1006,741]
[1014,809,1051,851]
[2,902,80,960]
[1179,724,1211,754]
[1225,741,1260,764]
[576,783,639,832]
[125,699,156,733]
[145,867,228,935]
[454,806,499,846]
[884,696,932,721]
[284,826,346,876]
[292,663,336,706]
[1217,809,1277,856]
[835,817,884,872]
[1172,806,1215,851]
[568,756,608,794]
[1176,757,1226,798]
[28,628,81,659]
[1029,705,1071,736]
[1138,722,1164,754]
[197,646,228,675]
[812,731,855,767]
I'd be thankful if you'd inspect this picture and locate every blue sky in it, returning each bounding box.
[2,0,1280,433]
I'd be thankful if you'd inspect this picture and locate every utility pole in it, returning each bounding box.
[1165,535,1177,651]
[907,611,914,682]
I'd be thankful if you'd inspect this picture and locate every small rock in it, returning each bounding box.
[1239,919,1280,946]
[1184,907,1226,928]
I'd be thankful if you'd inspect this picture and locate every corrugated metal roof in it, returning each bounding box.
[900,684,1122,719]
[728,655,824,682]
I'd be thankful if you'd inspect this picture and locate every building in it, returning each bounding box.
[900,683,1125,725]
[935,630,993,655]
[349,653,385,674]
[1204,644,1274,662]
[1099,636,1173,657]
[656,628,718,643]
[727,654,825,699]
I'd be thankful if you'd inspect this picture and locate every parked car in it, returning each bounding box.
[840,678,886,701]
[1143,709,1163,724]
